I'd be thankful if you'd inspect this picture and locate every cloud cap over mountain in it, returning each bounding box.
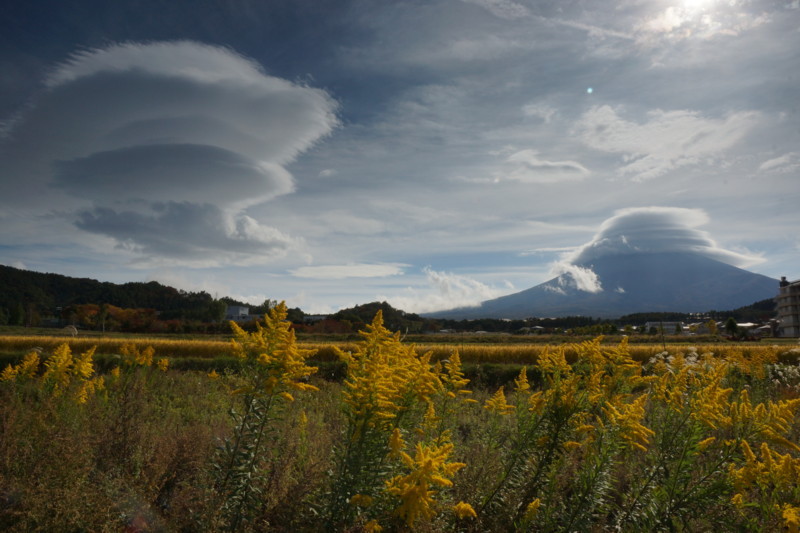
[568,207,764,268]
[432,207,776,319]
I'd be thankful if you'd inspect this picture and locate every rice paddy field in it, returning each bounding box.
[2,309,800,531]
[2,330,798,366]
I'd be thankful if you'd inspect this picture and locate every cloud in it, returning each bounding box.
[461,0,530,20]
[314,210,387,236]
[318,168,339,178]
[575,105,761,180]
[758,152,800,174]
[520,246,579,256]
[76,202,302,265]
[0,41,338,262]
[522,103,557,123]
[53,144,293,207]
[567,206,764,267]
[385,266,509,313]
[635,3,770,44]
[290,263,407,279]
[501,149,590,183]
[552,263,603,293]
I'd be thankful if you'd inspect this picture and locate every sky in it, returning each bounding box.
[1,0,798,314]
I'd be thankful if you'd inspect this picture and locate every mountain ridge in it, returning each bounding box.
[429,252,779,319]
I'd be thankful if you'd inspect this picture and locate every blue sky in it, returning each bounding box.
[1,0,798,313]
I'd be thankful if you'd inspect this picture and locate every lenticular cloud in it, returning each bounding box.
[0,41,339,264]
[567,207,763,268]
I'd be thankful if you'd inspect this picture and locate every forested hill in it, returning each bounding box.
[0,264,224,320]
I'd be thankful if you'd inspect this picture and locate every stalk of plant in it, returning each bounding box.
[323,311,469,531]
[210,302,318,531]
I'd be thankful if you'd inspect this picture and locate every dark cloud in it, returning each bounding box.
[53,144,291,207]
[76,202,300,264]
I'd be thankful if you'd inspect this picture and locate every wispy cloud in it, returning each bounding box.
[385,266,510,313]
[758,152,800,174]
[635,2,771,44]
[501,149,589,183]
[290,263,407,279]
[461,0,530,20]
[575,106,761,181]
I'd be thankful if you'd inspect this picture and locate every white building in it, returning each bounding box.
[644,321,686,335]
[225,306,250,321]
[776,277,800,337]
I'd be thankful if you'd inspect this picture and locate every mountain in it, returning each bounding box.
[0,264,223,320]
[430,252,779,319]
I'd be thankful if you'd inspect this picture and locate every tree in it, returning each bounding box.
[706,319,718,336]
[10,303,25,326]
[98,303,109,333]
[206,299,228,322]
[724,317,739,338]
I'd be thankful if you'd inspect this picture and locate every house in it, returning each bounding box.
[225,306,251,321]
[776,277,800,337]
[644,321,686,335]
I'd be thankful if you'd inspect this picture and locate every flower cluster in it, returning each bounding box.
[326,311,473,530]
[229,302,319,398]
[2,344,104,404]
[385,429,466,526]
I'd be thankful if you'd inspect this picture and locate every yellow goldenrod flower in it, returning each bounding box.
[137,346,155,366]
[514,366,530,392]
[731,493,745,507]
[385,439,466,526]
[423,401,438,427]
[1,350,41,382]
[528,390,545,414]
[341,311,443,437]
[484,386,515,415]
[72,347,96,380]
[229,303,319,399]
[537,347,571,375]
[363,519,382,532]
[696,437,716,452]
[453,501,477,519]
[75,381,90,404]
[43,343,74,397]
[156,357,169,372]
[19,351,41,380]
[524,498,542,521]
[442,350,470,393]
[741,440,757,463]
[279,391,294,402]
[0,364,16,381]
[603,395,654,452]
[785,504,800,533]
[389,428,408,460]
[349,494,374,507]
[563,441,582,451]
[110,366,121,378]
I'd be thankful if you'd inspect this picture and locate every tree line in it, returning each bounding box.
[0,265,776,334]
